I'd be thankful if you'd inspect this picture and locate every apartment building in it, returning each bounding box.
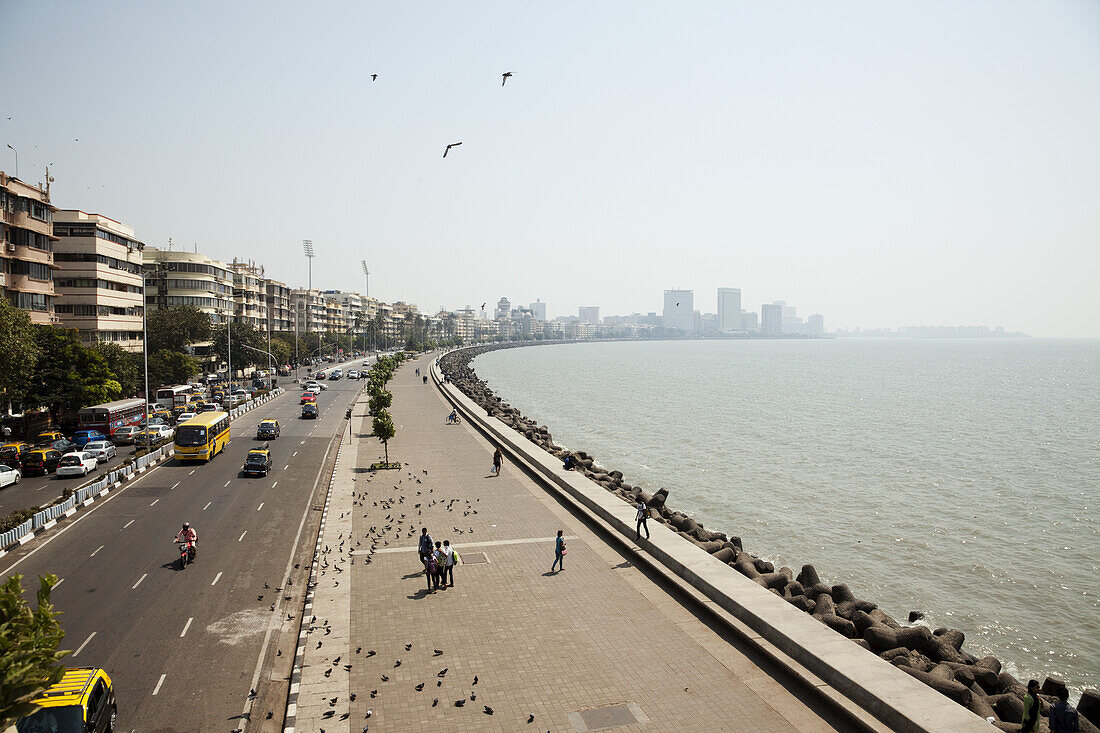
[53,210,145,351]
[264,277,292,333]
[0,172,57,323]
[292,289,327,333]
[228,260,268,329]
[143,248,233,325]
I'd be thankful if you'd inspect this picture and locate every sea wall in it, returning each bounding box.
[437,342,1100,733]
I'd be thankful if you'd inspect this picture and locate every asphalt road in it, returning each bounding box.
[0,446,133,517]
[0,358,372,733]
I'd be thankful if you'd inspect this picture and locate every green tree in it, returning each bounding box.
[26,327,120,423]
[371,408,396,464]
[146,306,211,353]
[368,389,392,416]
[0,299,40,406]
[91,343,142,397]
[209,321,265,371]
[0,574,68,727]
[147,349,199,388]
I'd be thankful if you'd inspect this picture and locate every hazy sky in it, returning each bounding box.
[3,1,1098,336]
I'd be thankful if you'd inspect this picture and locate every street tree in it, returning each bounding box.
[26,327,121,423]
[146,306,211,353]
[0,574,68,728]
[148,349,199,388]
[91,343,142,397]
[209,321,265,370]
[371,408,396,465]
[0,299,40,406]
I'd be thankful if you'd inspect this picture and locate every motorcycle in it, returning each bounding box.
[176,539,196,569]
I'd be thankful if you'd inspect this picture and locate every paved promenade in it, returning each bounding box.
[290,356,856,732]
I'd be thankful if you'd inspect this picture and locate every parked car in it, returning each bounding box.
[84,440,117,463]
[0,464,22,488]
[112,426,141,445]
[20,449,64,476]
[73,430,108,449]
[0,442,33,469]
[56,452,98,477]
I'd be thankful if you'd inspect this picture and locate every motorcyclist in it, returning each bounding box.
[175,522,197,559]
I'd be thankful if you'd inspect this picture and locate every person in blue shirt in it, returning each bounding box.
[551,530,565,572]
[1048,687,1080,733]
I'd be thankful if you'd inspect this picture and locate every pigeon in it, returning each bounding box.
[473,676,478,685]
[432,698,439,707]
[433,649,443,656]
[443,142,462,158]
[356,647,362,654]
[322,710,335,718]
[370,690,377,698]
[502,72,512,86]
[324,668,332,678]
[340,713,349,721]
[437,668,448,677]
[350,693,357,701]
[333,656,341,664]
[484,705,494,715]
[381,675,389,682]
[470,693,477,701]
[366,709,373,718]
[415,683,425,691]
[405,643,412,650]
[367,650,376,657]
[394,659,402,667]
[249,688,258,697]
[454,699,466,707]
[528,714,535,723]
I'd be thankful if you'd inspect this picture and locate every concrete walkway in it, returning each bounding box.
[290,357,856,732]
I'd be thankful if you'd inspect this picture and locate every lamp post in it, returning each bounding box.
[361,260,369,299]
[5,144,17,178]
[303,240,314,291]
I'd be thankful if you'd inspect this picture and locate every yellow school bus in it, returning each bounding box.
[174,411,231,461]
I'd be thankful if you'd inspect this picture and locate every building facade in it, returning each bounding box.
[264,277,292,333]
[717,287,742,332]
[662,289,694,333]
[53,210,145,351]
[1,172,57,323]
[143,249,234,325]
[228,261,268,329]
[292,289,327,334]
[529,299,546,321]
[761,303,783,336]
[578,306,600,325]
[494,297,511,320]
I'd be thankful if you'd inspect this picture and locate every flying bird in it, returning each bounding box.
[501,72,512,87]
[443,142,462,158]
[371,74,378,81]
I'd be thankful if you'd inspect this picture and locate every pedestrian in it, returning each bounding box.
[635,501,650,541]
[423,375,428,384]
[1022,680,1046,733]
[492,446,503,477]
[418,527,433,568]
[442,540,456,587]
[425,547,440,592]
[1048,687,1080,733]
[433,541,446,590]
[550,530,566,572]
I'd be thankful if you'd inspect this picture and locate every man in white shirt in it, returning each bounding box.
[442,539,456,587]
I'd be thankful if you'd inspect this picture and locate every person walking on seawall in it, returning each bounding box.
[442,540,456,587]
[1022,680,1046,733]
[550,530,566,572]
[1048,687,1079,733]
[635,501,650,541]
[492,446,503,477]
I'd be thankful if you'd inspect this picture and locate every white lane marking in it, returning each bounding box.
[189,469,195,475]
[132,573,148,590]
[283,465,288,471]
[170,482,180,490]
[72,631,96,657]
[256,502,264,511]
[202,501,211,511]
[123,519,135,529]
[271,481,278,488]
[90,544,104,557]
[211,571,222,586]
[150,499,159,506]
[152,673,166,696]
[180,617,193,638]
[224,480,231,488]
[292,451,297,457]
[300,440,305,445]
[238,531,247,542]
[53,577,64,589]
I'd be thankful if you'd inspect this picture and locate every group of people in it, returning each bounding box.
[1021,679,1081,733]
[418,527,458,592]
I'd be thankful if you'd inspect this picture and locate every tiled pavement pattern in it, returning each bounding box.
[293,357,852,732]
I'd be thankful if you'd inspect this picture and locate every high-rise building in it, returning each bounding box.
[761,303,783,336]
[292,289,327,334]
[229,260,268,329]
[143,248,234,325]
[264,277,292,334]
[53,210,145,351]
[578,306,600,324]
[529,299,546,321]
[717,287,742,332]
[495,297,511,320]
[1,172,57,323]
[662,289,694,333]
[808,313,824,337]
[741,310,758,332]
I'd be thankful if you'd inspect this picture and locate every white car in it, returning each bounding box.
[84,440,117,463]
[0,464,21,488]
[56,452,98,477]
[305,381,327,392]
[176,412,197,424]
[223,395,243,408]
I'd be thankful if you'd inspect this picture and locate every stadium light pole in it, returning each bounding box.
[303,239,314,291]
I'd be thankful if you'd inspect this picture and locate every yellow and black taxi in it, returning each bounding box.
[241,444,273,476]
[256,419,280,439]
[21,448,64,476]
[16,666,116,733]
[301,402,318,419]
[0,441,34,469]
[35,430,66,446]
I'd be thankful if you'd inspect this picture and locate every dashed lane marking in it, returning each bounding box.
[123,519,135,529]
[202,501,211,511]
[211,571,222,586]
[256,502,264,511]
[180,617,193,638]
[132,573,148,590]
[72,632,96,657]
[271,481,278,488]
[224,480,231,487]
[53,577,64,589]
[152,673,166,696]
[90,544,104,557]
[170,482,180,490]
[189,469,195,475]
[150,499,159,506]
[238,531,247,542]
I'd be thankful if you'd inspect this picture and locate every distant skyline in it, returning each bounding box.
[3,1,1098,336]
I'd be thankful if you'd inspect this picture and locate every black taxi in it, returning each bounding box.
[16,666,116,733]
[256,419,280,439]
[242,444,273,476]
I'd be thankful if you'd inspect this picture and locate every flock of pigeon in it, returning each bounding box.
[368,70,514,158]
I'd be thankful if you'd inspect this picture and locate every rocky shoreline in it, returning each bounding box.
[438,342,1099,732]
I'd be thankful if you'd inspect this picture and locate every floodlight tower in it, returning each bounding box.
[302,239,315,291]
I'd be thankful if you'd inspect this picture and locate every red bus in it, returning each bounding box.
[77,398,145,437]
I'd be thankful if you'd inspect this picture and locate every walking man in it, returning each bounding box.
[442,539,455,587]
[550,530,565,572]
[1048,687,1080,733]
[492,446,503,477]
[418,527,434,569]
[635,500,650,541]
[433,541,446,591]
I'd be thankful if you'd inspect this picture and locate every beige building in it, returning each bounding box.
[264,277,292,333]
[292,289,326,334]
[53,210,145,351]
[228,260,268,329]
[143,248,233,325]
[1,172,58,323]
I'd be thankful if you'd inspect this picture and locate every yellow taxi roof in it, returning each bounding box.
[2,441,31,450]
[34,667,106,708]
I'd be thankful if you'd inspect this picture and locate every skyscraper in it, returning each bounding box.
[529,299,546,321]
[717,287,742,332]
[495,297,511,320]
[662,289,694,333]
[578,306,600,324]
[808,313,824,337]
[761,303,783,336]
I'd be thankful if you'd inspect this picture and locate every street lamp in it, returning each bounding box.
[5,144,17,178]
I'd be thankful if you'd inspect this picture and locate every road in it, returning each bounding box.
[1,358,372,733]
[0,445,133,517]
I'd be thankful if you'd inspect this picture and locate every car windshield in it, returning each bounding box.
[16,704,84,733]
[1,447,19,457]
[246,453,267,464]
[59,456,82,466]
[86,442,107,450]
[260,422,275,429]
[175,426,207,446]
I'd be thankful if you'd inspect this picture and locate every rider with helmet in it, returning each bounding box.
[174,522,197,559]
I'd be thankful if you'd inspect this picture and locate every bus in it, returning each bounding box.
[77,398,145,437]
[174,411,231,461]
[156,385,193,410]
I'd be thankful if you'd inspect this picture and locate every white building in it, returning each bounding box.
[529,299,546,321]
[495,297,511,320]
[717,287,742,332]
[662,289,694,333]
[578,306,600,324]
